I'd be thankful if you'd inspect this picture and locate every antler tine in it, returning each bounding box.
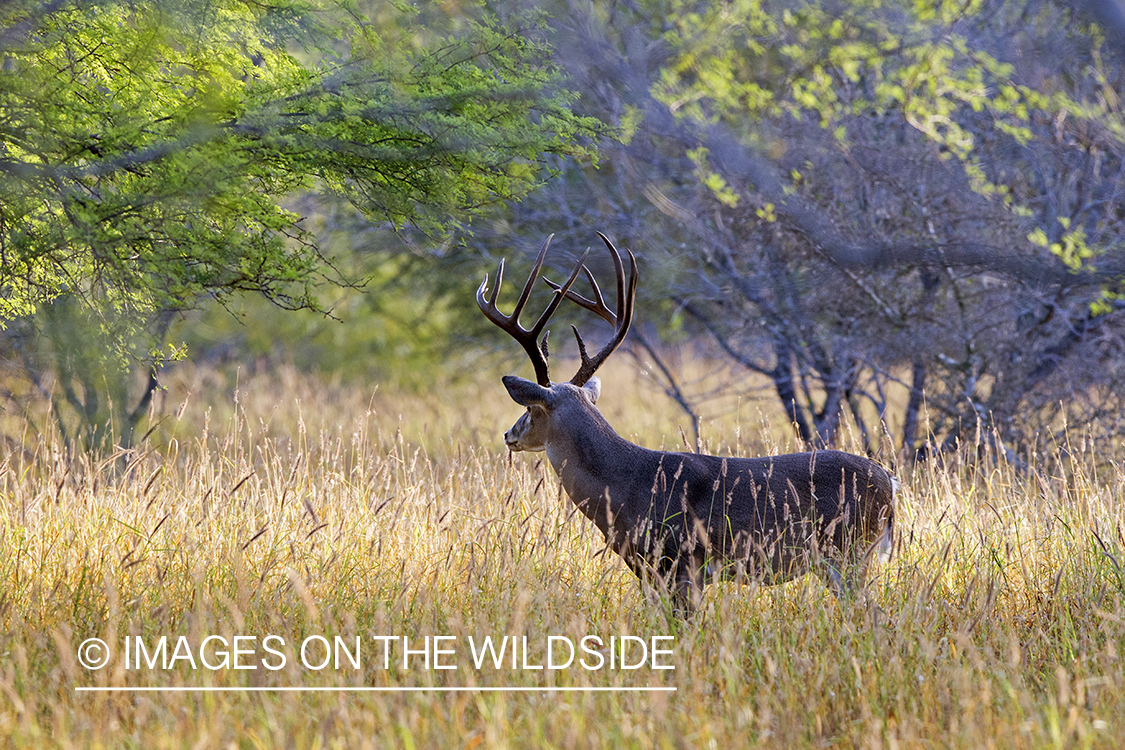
[543,263,615,325]
[476,235,556,385]
[598,231,628,325]
[566,233,638,387]
[475,258,508,328]
[528,248,590,338]
[473,260,505,325]
[510,234,553,323]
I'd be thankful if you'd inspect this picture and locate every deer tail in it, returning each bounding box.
[874,476,899,564]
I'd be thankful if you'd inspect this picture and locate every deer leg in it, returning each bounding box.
[816,557,851,598]
[629,558,697,617]
[615,535,679,609]
[669,549,707,616]
[631,561,671,607]
[628,546,703,617]
[671,573,701,617]
[816,553,889,626]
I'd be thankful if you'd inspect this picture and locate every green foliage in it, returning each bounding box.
[0,0,601,323]
[179,253,473,389]
[657,0,1072,177]
[687,147,740,207]
[653,0,1125,322]
[0,0,603,451]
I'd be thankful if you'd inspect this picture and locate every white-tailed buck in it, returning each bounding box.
[478,233,896,613]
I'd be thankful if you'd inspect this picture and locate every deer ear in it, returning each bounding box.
[503,375,553,407]
[582,377,601,404]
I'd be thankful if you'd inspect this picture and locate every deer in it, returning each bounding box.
[477,232,897,615]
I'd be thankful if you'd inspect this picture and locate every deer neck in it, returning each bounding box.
[544,407,642,536]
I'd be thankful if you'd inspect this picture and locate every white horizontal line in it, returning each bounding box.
[75,686,676,693]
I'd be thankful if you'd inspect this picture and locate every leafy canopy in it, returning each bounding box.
[653,0,1124,312]
[0,0,601,321]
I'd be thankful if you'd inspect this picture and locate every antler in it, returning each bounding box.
[476,234,589,386]
[543,232,638,387]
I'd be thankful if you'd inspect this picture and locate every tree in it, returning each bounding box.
[649,0,1125,457]
[0,0,601,451]
[467,0,1125,461]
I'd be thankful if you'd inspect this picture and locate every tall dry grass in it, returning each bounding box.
[0,358,1122,748]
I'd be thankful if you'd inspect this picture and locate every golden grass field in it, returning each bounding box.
[0,358,1123,748]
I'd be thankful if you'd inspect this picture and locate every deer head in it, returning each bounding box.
[476,233,637,453]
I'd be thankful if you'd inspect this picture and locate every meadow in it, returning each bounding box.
[0,358,1122,748]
